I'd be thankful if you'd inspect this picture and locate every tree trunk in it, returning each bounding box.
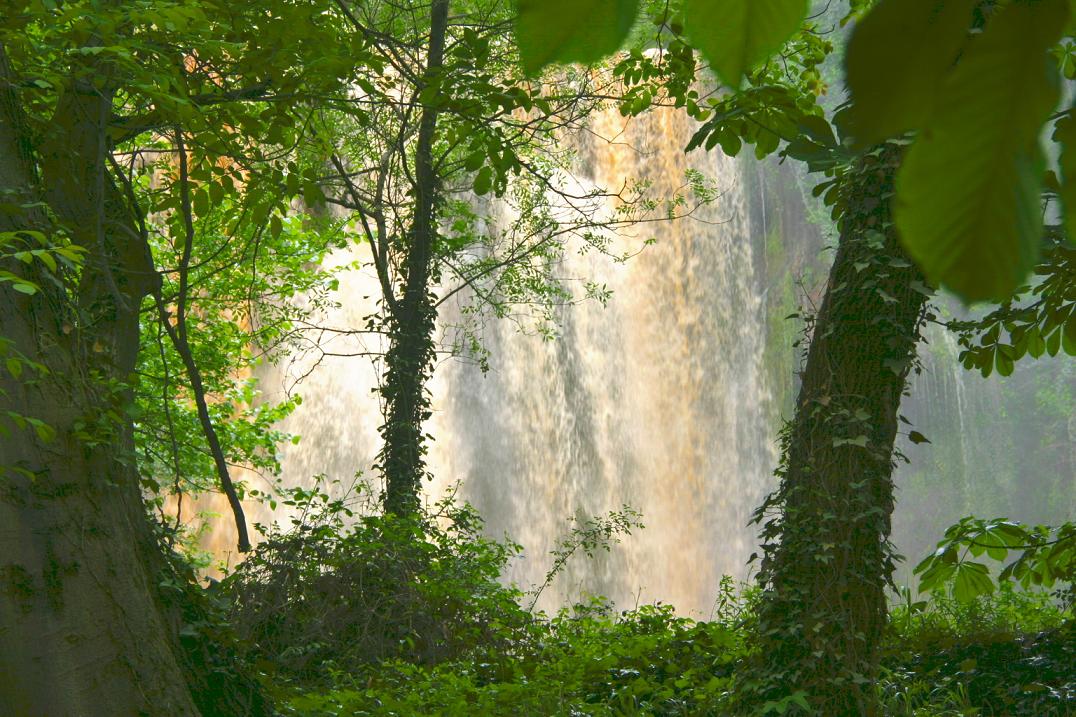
[379,0,450,515]
[751,146,930,714]
[0,49,201,716]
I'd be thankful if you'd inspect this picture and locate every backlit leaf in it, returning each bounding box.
[845,0,977,147]
[894,0,1067,302]
[684,0,809,88]
[951,561,995,602]
[514,0,640,76]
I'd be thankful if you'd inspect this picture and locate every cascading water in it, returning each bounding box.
[892,310,1075,584]
[250,105,788,615]
[428,107,779,614]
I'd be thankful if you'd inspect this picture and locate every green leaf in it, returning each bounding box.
[917,560,955,594]
[514,0,640,76]
[29,419,55,443]
[845,0,977,147]
[34,250,56,273]
[908,430,931,444]
[894,0,1067,302]
[995,349,1015,376]
[1052,109,1076,242]
[684,0,809,88]
[951,561,995,602]
[473,166,494,196]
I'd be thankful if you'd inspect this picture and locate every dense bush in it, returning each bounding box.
[222,480,530,683]
[879,585,1075,716]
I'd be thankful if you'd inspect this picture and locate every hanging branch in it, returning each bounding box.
[156,127,251,553]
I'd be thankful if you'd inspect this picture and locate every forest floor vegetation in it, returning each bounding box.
[206,482,1074,716]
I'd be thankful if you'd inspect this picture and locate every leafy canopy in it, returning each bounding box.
[514,0,1076,303]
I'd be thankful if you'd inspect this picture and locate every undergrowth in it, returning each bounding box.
[214,481,1073,716]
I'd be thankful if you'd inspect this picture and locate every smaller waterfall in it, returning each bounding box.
[892,310,1075,584]
[940,329,973,504]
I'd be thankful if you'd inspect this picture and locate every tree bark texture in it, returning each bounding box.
[751,146,931,714]
[0,48,201,716]
[379,0,450,516]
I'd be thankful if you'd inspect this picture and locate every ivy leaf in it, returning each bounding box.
[845,0,977,147]
[684,0,808,88]
[514,0,640,76]
[894,0,1067,302]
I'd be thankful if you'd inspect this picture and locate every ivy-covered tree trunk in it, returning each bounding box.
[379,0,449,516]
[0,50,200,715]
[751,146,930,714]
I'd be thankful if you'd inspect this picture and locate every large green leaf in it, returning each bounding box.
[683,0,808,88]
[845,0,977,147]
[514,0,640,76]
[894,0,1067,302]
[1052,109,1076,242]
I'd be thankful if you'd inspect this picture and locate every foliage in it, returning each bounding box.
[156,533,275,717]
[515,0,641,76]
[223,478,531,681]
[881,585,1075,716]
[948,239,1076,378]
[530,506,644,609]
[280,581,757,717]
[1,0,372,544]
[887,0,1065,302]
[681,0,809,89]
[843,0,979,148]
[244,510,1074,717]
[514,0,1076,303]
[914,517,1076,607]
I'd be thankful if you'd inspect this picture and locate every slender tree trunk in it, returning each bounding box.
[751,146,930,714]
[379,0,450,515]
[0,50,201,715]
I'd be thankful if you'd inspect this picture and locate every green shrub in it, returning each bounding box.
[282,597,751,716]
[221,479,530,684]
[880,585,1075,716]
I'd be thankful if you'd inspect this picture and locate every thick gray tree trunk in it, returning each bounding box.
[0,47,200,716]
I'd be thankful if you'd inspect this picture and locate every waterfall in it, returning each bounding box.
[250,106,785,616]
[941,329,973,504]
[892,308,1074,584]
[427,108,778,614]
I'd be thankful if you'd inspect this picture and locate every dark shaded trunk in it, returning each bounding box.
[751,147,930,714]
[0,48,200,715]
[379,0,449,515]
